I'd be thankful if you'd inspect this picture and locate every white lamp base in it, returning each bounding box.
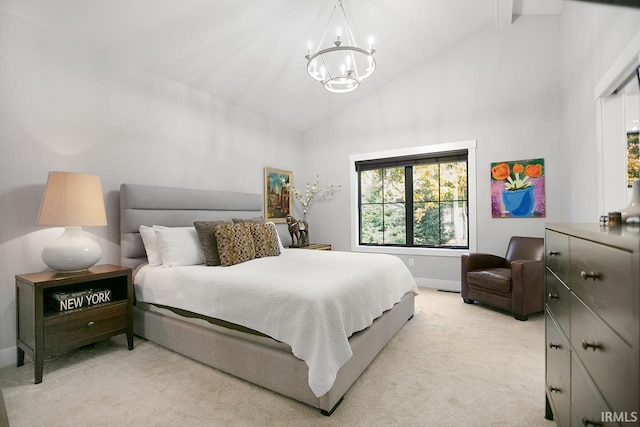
[41,226,103,272]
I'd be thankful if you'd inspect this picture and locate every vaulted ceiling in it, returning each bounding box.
[0,0,562,132]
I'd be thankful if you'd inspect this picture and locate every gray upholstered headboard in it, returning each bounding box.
[120,183,263,270]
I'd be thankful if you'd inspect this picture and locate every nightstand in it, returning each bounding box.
[292,243,331,250]
[16,264,133,384]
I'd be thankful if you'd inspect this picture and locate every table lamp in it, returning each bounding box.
[37,171,108,272]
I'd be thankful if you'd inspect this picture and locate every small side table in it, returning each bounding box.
[291,243,332,250]
[16,264,133,384]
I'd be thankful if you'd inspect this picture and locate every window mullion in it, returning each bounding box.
[405,166,413,246]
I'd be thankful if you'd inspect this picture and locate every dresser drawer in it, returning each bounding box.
[545,230,570,284]
[44,302,128,354]
[546,311,571,427]
[570,237,635,344]
[571,293,636,414]
[546,311,570,393]
[547,372,570,427]
[571,353,617,427]
[545,270,570,335]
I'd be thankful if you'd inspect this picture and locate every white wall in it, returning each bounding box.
[301,16,563,290]
[0,11,302,366]
[559,2,640,221]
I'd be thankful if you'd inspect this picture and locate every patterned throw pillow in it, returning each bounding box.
[250,223,281,258]
[194,220,233,266]
[214,223,256,266]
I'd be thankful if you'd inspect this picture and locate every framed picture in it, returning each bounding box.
[491,158,545,218]
[264,167,292,223]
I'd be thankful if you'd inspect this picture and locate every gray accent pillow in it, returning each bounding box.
[232,216,265,224]
[194,220,233,266]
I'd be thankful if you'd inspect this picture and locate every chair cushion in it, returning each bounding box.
[467,268,512,293]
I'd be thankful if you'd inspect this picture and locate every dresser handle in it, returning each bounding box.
[580,270,600,281]
[87,321,95,327]
[547,293,558,301]
[581,340,602,351]
[548,386,561,393]
[581,417,602,427]
[547,251,560,256]
[548,343,561,350]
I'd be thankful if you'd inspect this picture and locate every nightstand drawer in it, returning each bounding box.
[545,270,570,335]
[44,302,128,354]
[545,230,569,284]
[571,293,635,414]
[570,237,634,344]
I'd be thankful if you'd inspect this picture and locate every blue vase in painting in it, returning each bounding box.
[502,186,534,217]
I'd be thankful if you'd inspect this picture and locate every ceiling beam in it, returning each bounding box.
[569,0,640,8]
[495,0,515,29]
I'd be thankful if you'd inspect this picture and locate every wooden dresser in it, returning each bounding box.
[545,224,639,426]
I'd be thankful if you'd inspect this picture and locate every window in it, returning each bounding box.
[349,141,476,255]
[628,131,639,186]
[357,152,468,249]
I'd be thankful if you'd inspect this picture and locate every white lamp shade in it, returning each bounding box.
[37,172,107,272]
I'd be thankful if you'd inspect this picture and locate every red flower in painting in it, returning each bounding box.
[525,163,542,178]
[491,163,510,181]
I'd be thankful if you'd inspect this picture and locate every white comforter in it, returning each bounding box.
[134,249,418,397]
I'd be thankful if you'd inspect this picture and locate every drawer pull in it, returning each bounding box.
[581,340,602,351]
[547,293,558,301]
[548,386,561,393]
[580,270,600,281]
[548,343,561,350]
[581,417,602,427]
[87,321,95,327]
[547,251,560,256]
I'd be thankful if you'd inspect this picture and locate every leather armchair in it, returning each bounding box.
[461,236,544,320]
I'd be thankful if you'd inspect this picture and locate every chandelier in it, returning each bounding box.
[305,0,376,94]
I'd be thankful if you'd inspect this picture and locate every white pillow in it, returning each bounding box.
[153,226,205,267]
[139,225,161,266]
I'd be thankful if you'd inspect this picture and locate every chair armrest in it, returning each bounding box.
[464,253,508,272]
[511,259,545,316]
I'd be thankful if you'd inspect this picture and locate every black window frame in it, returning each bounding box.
[356,150,469,249]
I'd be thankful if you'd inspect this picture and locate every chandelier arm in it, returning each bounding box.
[339,1,359,48]
[316,3,339,54]
[349,49,360,78]
[319,53,333,82]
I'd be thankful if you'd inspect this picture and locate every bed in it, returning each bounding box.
[120,183,416,415]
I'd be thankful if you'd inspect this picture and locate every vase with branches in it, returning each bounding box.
[285,175,340,219]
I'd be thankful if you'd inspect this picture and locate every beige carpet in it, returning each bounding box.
[0,289,556,427]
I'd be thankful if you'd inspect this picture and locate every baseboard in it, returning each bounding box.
[0,346,16,369]
[415,277,460,293]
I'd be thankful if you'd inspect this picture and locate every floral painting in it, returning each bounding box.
[264,167,292,223]
[491,158,545,218]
